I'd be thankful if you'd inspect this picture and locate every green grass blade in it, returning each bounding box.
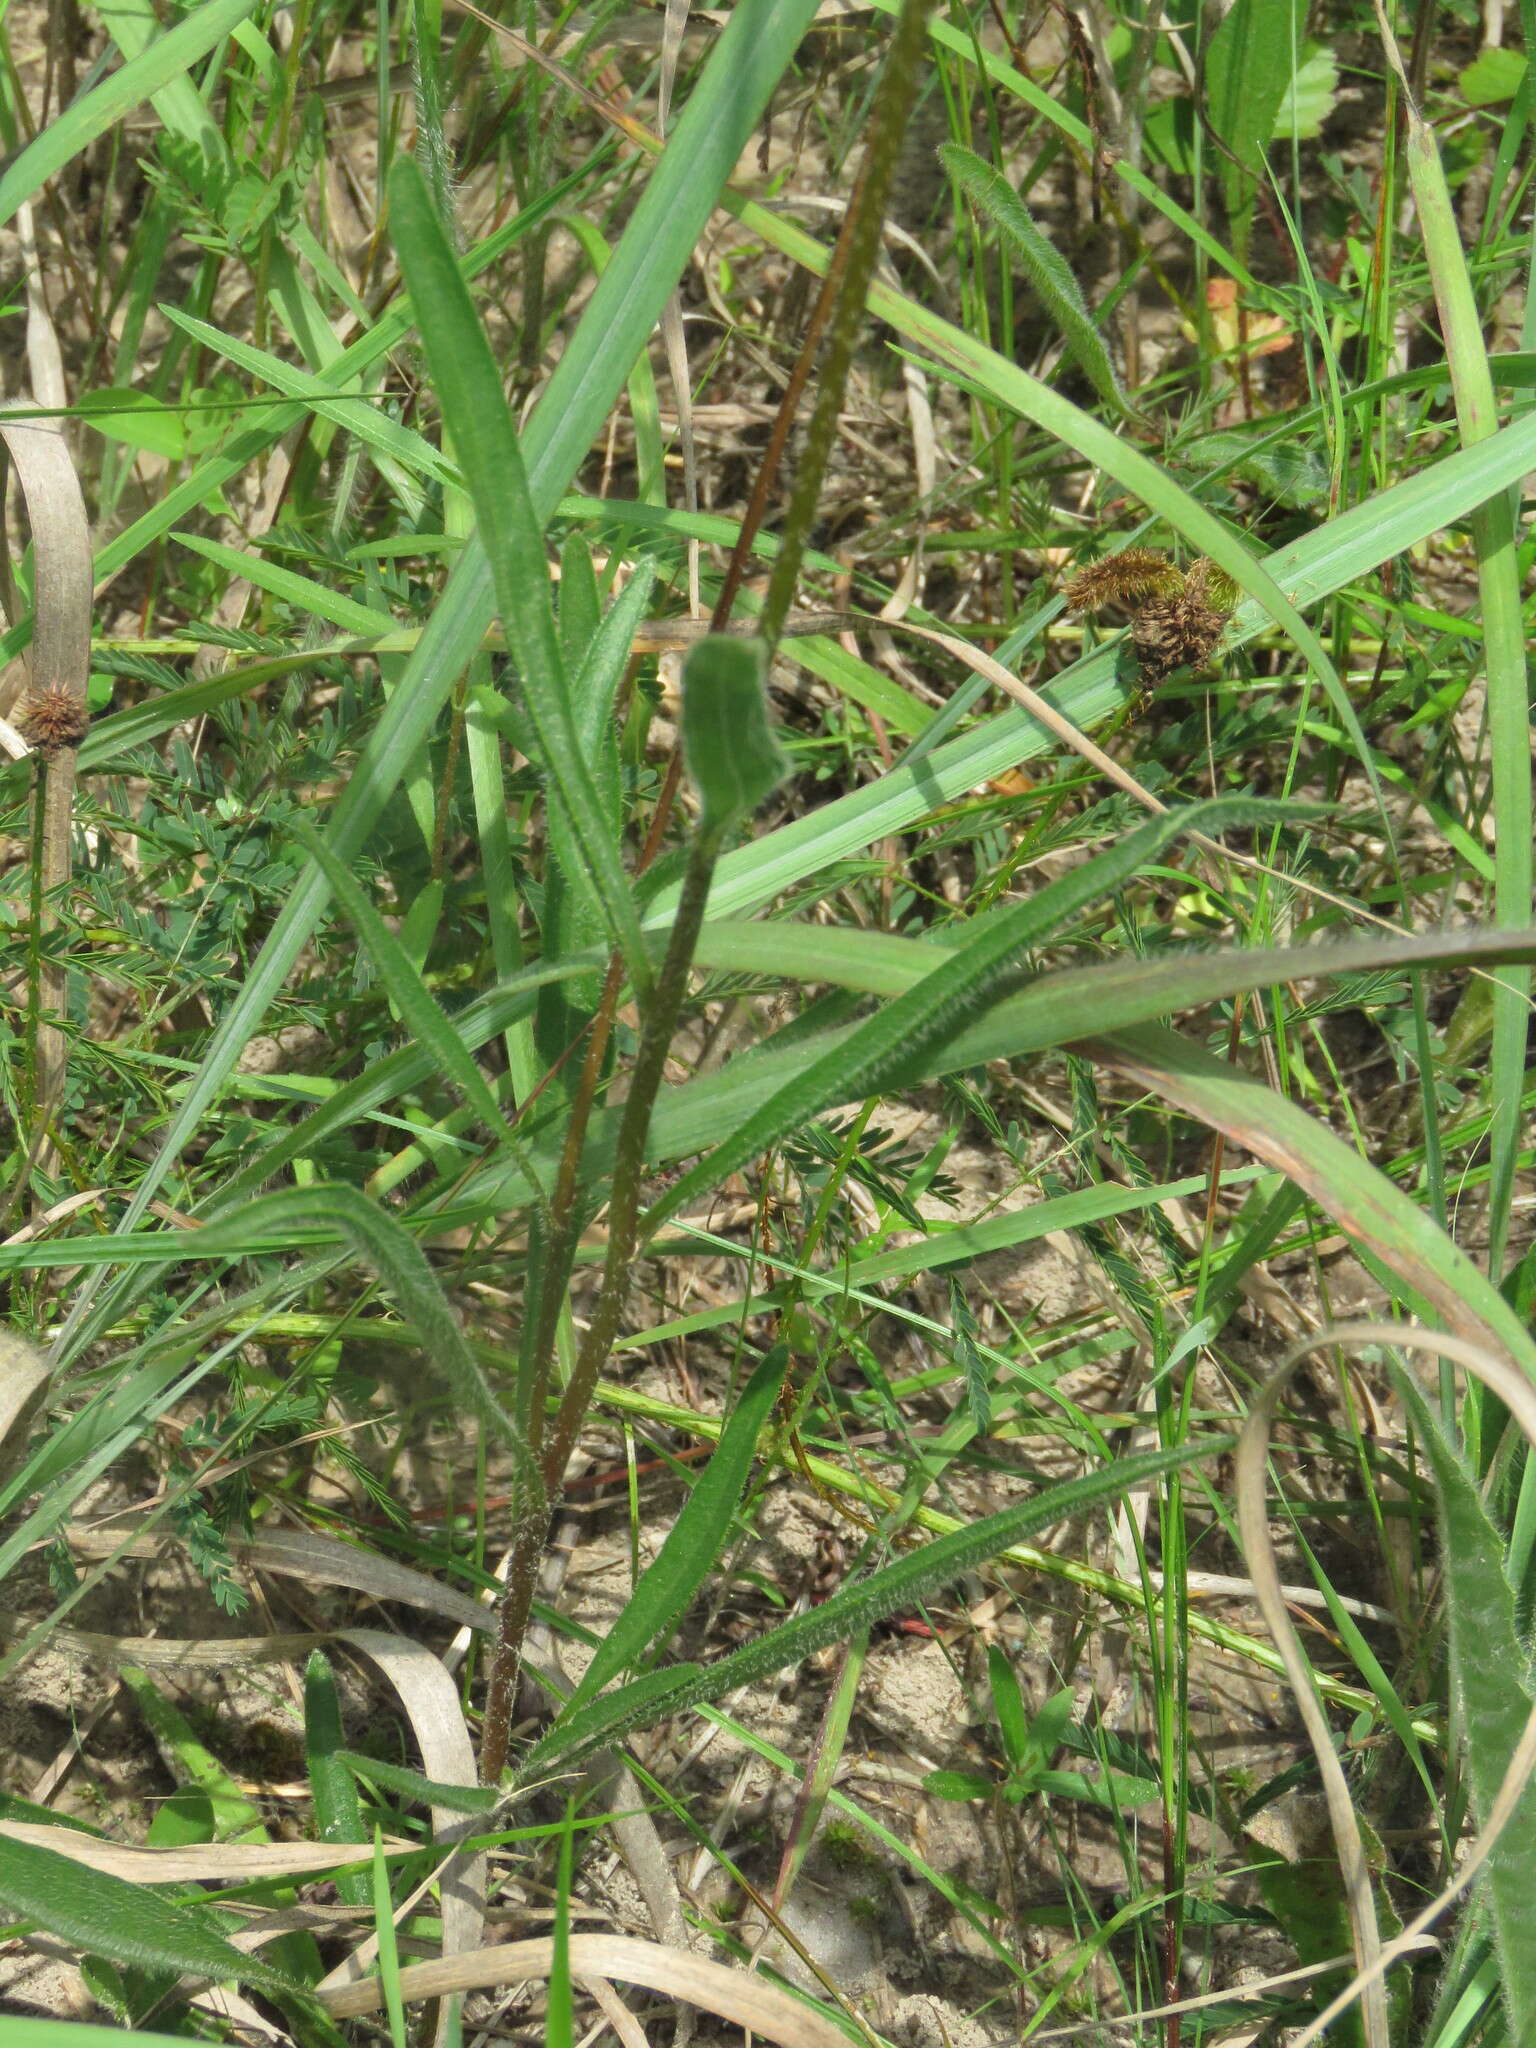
[156,310,460,484]
[388,154,654,997]
[447,924,1536,1224]
[518,1436,1230,1779]
[1398,104,1531,1277]
[1089,1023,1536,1376]
[173,531,398,638]
[560,1344,791,1717]
[370,1825,409,2048]
[187,1187,542,1520]
[119,1667,266,1845]
[0,0,258,231]
[1393,1369,1536,2038]
[97,0,227,153]
[304,1651,371,1908]
[642,798,1307,1234]
[548,1800,576,2048]
[0,1829,291,1994]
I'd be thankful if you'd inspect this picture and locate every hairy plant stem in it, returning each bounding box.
[480,823,722,1780]
[759,0,935,651]
[485,9,931,1778]
[517,951,627,1432]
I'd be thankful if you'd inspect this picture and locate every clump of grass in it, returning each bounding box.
[0,2,1533,2044]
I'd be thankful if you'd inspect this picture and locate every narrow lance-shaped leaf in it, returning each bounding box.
[517,1434,1229,1779]
[1393,1369,1536,2040]
[0,1829,294,1995]
[305,1651,371,1908]
[941,143,1138,423]
[642,797,1313,1237]
[388,155,655,1001]
[560,1344,792,1717]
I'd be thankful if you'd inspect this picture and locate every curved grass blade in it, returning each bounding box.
[641,798,1307,1237]
[516,1434,1230,1779]
[187,1185,544,1530]
[0,1827,292,1994]
[1086,1022,1536,1376]
[442,922,1536,1227]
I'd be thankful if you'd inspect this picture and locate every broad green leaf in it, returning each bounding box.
[74,388,190,458]
[680,635,788,831]
[1276,42,1341,137]
[0,1830,291,1994]
[1205,0,1305,255]
[1460,47,1527,104]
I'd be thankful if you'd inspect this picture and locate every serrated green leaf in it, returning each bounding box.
[1460,46,1527,104]
[1276,42,1340,138]
[941,143,1135,421]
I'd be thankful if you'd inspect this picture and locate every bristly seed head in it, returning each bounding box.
[1064,548,1185,615]
[1184,557,1240,613]
[1130,587,1228,680]
[18,687,89,754]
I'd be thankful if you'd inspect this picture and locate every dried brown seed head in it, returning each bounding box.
[1130,589,1227,679]
[17,687,88,754]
